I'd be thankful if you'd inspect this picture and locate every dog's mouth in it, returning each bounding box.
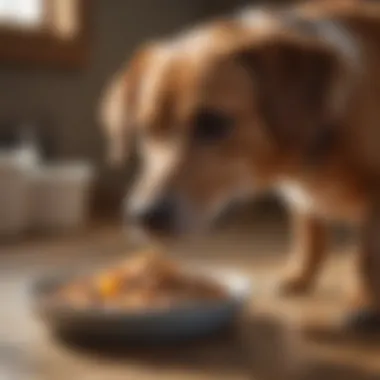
[125,204,208,241]
[124,217,200,249]
[124,190,252,245]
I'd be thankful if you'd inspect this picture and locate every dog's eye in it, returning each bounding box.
[192,109,233,144]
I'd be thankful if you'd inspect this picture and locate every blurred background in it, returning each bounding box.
[0,0,290,240]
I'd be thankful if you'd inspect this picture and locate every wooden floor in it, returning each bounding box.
[0,219,379,380]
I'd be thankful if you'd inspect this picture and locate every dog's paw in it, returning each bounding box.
[344,307,380,332]
[276,273,314,296]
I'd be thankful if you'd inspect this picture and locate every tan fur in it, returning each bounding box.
[101,1,380,313]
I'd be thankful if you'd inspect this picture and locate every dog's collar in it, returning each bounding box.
[280,13,361,66]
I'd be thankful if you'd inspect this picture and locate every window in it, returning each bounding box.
[0,0,43,28]
[0,0,89,68]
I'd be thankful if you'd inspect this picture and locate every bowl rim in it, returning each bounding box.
[30,265,253,319]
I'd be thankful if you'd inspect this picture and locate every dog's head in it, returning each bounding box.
[100,11,348,235]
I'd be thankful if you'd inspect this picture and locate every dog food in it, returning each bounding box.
[56,250,228,309]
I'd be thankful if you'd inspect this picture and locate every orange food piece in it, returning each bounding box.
[96,272,123,299]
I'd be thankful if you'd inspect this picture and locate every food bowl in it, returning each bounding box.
[31,267,252,344]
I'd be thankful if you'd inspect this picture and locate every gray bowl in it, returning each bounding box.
[31,268,252,344]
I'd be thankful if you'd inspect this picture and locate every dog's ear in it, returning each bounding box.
[238,36,342,157]
[99,46,151,166]
[100,71,129,166]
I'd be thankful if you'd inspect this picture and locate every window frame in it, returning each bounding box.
[0,0,90,68]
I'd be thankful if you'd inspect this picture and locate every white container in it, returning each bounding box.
[0,151,30,237]
[29,162,94,232]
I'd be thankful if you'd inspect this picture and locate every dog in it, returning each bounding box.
[100,0,380,329]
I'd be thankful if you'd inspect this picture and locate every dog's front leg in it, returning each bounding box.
[278,210,328,295]
[346,203,380,330]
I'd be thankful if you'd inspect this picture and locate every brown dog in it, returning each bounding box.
[100,0,380,329]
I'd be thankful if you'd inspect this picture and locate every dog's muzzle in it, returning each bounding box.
[125,195,178,234]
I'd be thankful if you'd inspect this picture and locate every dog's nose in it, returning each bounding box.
[128,197,176,232]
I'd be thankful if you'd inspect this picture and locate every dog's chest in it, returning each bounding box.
[277,180,365,221]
